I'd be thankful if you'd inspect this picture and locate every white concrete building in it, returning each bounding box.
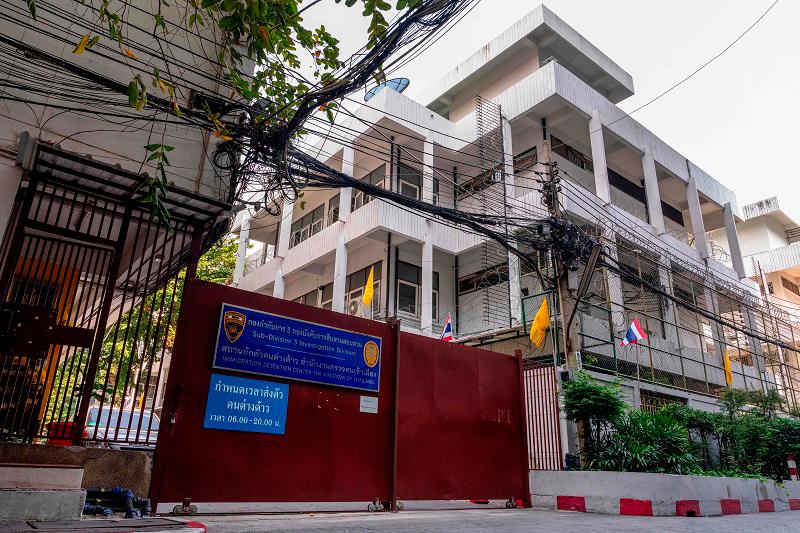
[711,197,800,316]
[233,6,790,408]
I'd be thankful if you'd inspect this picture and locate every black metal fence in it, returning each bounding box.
[0,150,220,446]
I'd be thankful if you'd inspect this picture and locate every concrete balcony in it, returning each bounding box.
[744,242,800,277]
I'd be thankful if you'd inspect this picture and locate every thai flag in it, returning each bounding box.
[620,318,647,347]
[440,313,454,342]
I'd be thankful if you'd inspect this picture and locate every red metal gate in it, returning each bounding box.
[523,359,563,471]
[149,280,529,510]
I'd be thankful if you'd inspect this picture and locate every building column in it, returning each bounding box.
[658,256,679,345]
[502,117,523,325]
[272,198,295,299]
[232,216,250,286]
[421,231,433,335]
[589,110,611,204]
[603,234,626,333]
[723,202,746,278]
[686,163,710,259]
[0,164,22,242]
[642,150,665,235]
[706,285,727,363]
[422,137,433,203]
[332,146,355,312]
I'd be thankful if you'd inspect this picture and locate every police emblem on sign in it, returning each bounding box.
[223,310,246,343]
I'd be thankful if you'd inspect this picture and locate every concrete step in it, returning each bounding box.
[0,463,83,490]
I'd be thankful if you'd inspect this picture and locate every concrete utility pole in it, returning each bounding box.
[540,141,580,369]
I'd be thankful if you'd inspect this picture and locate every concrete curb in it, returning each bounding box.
[532,471,800,516]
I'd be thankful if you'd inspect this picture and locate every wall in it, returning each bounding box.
[531,470,800,516]
[0,443,153,497]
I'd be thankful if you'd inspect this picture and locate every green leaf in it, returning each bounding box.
[127,79,138,107]
[200,0,219,7]
[25,0,36,19]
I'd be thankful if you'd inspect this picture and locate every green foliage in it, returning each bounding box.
[24,0,412,225]
[565,374,800,481]
[562,372,626,465]
[593,410,697,474]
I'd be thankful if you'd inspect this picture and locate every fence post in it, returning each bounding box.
[515,350,532,508]
[388,317,401,512]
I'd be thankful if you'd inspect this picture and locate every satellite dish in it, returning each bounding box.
[364,78,410,102]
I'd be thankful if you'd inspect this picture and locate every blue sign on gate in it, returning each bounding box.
[213,303,382,392]
[203,373,289,434]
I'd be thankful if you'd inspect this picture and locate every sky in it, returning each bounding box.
[303,0,800,221]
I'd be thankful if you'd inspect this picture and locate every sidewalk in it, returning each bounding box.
[176,508,800,533]
[0,517,205,532]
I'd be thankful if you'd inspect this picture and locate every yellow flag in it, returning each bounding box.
[529,298,550,348]
[723,350,733,386]
[362,266,375,306]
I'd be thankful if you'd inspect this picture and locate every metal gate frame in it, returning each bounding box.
[149,280,531,511]
[0,138,229,445]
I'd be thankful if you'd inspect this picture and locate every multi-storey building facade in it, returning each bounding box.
[233,5,795,412]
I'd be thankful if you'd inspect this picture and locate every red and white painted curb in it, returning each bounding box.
[788,453,798,481]
[551,495,800,516]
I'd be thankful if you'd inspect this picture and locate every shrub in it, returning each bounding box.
[593,410,698,474]
[562,372,626,465]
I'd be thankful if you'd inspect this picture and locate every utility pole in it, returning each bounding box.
[540,141,580,369]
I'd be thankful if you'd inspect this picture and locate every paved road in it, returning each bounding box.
[190,508,800,532]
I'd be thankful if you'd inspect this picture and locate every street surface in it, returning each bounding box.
[189,508,800,532]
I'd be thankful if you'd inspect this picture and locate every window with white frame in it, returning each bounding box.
[346,262,382,317]
[327,194,340,226]
[290,205,324,247]
[353,165,387,211]
[396,260,439,319]
[398,164,421,200]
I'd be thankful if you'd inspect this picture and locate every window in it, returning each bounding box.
[397,281,418,316]
[513,146,538,173]
[550,135,593,172]
[346,263,382,317]
[292,290,317,307]
[458,263,509,295]
[782,277,800,297]
[290,205,324,247]
[320,283,333,310]
[353,165,387,211]
[396,260,439,318]
[458,164,503,198]
[327,194,340,226]
[398,164,421,200]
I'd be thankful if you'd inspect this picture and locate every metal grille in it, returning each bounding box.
[523,358,562,470]
[0,172,203,445]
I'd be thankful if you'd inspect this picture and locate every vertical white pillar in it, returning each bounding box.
[658,256,678,345]
[604,233,626,332]
[422,137,433,203]
[642,150,665,235]
[232,216,250,286]
[273,265,286,299]
[272,198,295,298]
[589,110,610,204]
[421,233,433,335]
[686,164,710,259]
[339,146,354,221]
[332,234,348,312]
[502,117,522,325]
[0,165,22,242]
[332,146,355,312]
[723,202,746,278]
